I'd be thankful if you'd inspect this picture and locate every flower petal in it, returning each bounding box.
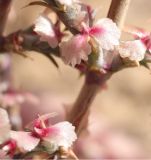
[34,15,58,48]
[60,34,91,67]
[0,150,7,159]
[90,18,121,50]
[10,131,40,151]
[118,40,146,61]
[97,48,116,69]
[56,0,74,6]
[43,121,77,152]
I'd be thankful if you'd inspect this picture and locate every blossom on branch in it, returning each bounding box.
[118,40,147,61]
[89,18,121,50]
[0,108,77,157]
[124,26,151,55]
[34,15,59,48]
[97,49,117,70]
[0,89,39,108]
[10,131,40,152]
[0,108,39,154]
[32,115,77,153]
[60,18,120,67]
[60,34,91,67]
[42,121,77,153]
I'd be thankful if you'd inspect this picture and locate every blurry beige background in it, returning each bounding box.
[5,0,151,154]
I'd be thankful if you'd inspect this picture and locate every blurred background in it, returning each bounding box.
[4,0,151,157]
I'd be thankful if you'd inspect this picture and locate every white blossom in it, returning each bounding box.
[10,131,40,152]
[43,121,77,153]
[60,34,91,67]
[34,15,58,48]
[89,18,121,50]
[118,40,146,61]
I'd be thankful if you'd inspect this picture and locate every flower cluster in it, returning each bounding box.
[33,0,151,71]
[0,0,150,159]
[0,108,77,158]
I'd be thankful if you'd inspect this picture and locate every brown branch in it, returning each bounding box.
[107,0,131,29]
[0,0,131,136]
[68,80,99,133]
[68,71,112,135]
[0,28,59,59]
[68,0,132,135]
[0,0,12,35]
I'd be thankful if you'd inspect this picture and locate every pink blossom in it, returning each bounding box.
[0,108,40,153]
[0,90,39,108]
[118,40,146,61]
[124,25,151,53]
[42,121,77,153]
[2,140,17,155]
[141,34,151,53]
[10,131,40,152]
[34,15,58,48]
[60,34,91,67]
[0,92,25,107]
[60,18,120,67]
[0,108,76,155]
[30,115,77,153]
[89,18,121,50]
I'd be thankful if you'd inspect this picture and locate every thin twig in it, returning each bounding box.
[108,0,131,29]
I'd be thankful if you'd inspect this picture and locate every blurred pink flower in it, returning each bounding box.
[34,15,59,48]
[60,34,91,67]
[0,108,39,153]
[0,90,39,108]
[75,113,147,159]
[118,40,146,61]
[21,93,66,126]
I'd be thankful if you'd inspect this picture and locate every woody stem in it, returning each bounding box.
[68,0,131,135]
[108,0,131,29]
